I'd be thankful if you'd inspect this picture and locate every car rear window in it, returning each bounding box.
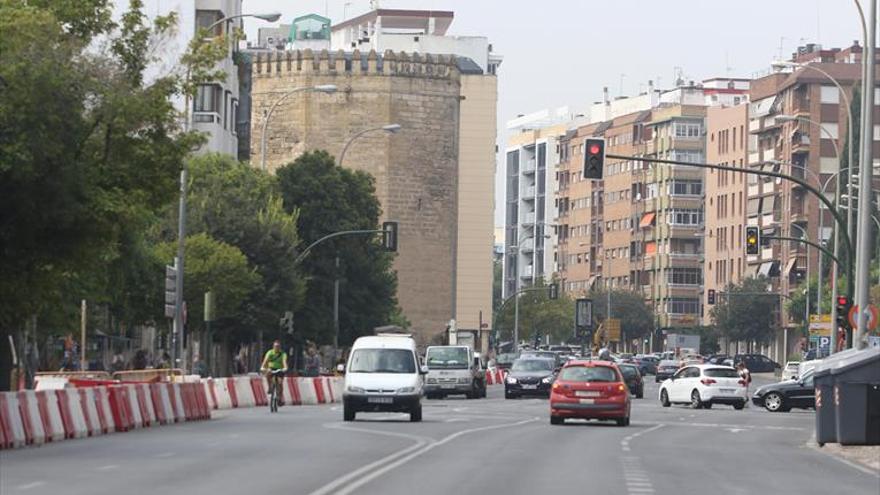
[703,368,739,378]
[560,366,618,382]
[619,366,639,378]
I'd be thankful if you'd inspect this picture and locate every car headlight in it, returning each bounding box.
[506,377,518,384]
[397,387,416,394]
[347,386,365,393]
[458,377,470,384]
[542,376,553,384]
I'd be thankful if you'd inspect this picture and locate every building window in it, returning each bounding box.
[666,209,703,226]
[231,99,239,136]
[666,297,700,315]
[193,84,222,122]
[820,123,840,139]
[195,10,224,37]
[674,122,702,139]
[668,268,702,286]
[668,180,703,196]
[820,85,840,104]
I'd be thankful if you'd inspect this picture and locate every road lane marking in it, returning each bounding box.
[16,482,46,491]
[96,465,118,471]
[621,456,656,495]
[621,423,665,452]
[312,417,539,495]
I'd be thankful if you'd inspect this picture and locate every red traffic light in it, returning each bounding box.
[589,143,601,155]
[837,296,850,306]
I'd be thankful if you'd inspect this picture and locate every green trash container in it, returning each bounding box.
[832,349,880,445]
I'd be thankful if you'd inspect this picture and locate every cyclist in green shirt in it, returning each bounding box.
[260,340,288,405]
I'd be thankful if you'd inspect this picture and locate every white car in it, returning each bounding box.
[781,361,800,381]
[659,364,747,410]
[341,333,428,422]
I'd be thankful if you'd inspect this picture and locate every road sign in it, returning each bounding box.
[808,314,832,337]
[818,336,831,349]
[848,304,879,331]
[575,298,593,329]
[605,318,621,342]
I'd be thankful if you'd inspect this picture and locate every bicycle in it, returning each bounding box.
[263,368,286,413]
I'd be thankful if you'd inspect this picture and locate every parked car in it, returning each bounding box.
[549,360,631,426]
[655,360,681,383]
[659,364,748,410]
[734,354,781,373]
[751,370,816,412]
[706,354,730,365]
[342,333,427,422]
[617,363,644,398]
[781,361,800,381]
[505,358,557,399]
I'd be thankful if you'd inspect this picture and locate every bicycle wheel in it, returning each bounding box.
[269,378,277,413]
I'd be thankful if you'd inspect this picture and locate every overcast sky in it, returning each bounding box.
[241,0,864,228]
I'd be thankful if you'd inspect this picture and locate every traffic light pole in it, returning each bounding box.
[606,154,856,298]
[764,236,843,273]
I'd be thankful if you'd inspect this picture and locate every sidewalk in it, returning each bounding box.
[812,441,880,473]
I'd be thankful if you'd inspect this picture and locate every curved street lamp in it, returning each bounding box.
[338,124,403,167]
[259,85,338,170]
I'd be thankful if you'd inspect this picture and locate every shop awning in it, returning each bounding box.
[644,241,657,255]
[757,261,773,277]
[639,212,656,228]
[783,257,798,276]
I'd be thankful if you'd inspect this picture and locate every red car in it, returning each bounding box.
[549,360,631,426]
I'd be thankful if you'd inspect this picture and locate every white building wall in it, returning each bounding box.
[138,0,241,157]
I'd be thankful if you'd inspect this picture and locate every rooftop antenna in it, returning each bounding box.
[371,0,381,10]
[778,36,787,61]
[618,73,626,97]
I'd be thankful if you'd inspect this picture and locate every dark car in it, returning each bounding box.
[521,350,565,368]
[655,360,681,383]
[617,363,644,398]
[495,352,519,371]
[505,358,557,399]
[634,355,658,375]
[706,354,730,365]
[735,354,781,373]
[751,370,816,412]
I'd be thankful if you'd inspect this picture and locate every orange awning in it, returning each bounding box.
[639,212,656,228]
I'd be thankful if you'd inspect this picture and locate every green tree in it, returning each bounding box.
[710,277,779,346]
[588,289,655,342]
[167,154,305,341]
[154,233,261,331]
[276,151,400,346]
[495,281,575,344]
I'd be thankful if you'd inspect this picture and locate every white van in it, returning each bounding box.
[341,334,427,422]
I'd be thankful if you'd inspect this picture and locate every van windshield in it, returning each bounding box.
[426,347,469,369]
[349,349,416,374]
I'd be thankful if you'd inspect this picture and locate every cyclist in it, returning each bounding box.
[260,340,288,406]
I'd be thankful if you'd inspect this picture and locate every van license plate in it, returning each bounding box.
[441,384,456,389]
[367,397,393,404]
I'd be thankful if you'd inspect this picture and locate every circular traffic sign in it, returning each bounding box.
[848,304,879,331]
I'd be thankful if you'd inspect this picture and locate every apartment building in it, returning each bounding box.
[141,0,243,157]
[745,42,877,359]
[703,103,750,325]
[503,111,569,298]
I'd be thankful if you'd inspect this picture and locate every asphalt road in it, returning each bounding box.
[2,375,878,495]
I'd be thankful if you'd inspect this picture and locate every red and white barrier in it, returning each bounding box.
[0,392,26,449]
[77,388,102,437]
[284,377,302,405]
[17,391,46,445]
[93,387,115,434]
[204,379,219,410]
[297,378,319,405]
[170,383,186,423]
[232,377,255,408]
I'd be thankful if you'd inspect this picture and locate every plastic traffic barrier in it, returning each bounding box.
[123,385,144,429]
[204,379,219,410]
[232,377,255,408]
[18,391,46,445]
[251,377,268,407]
[57,389,88,439]
[39,390,65,441]
[226,378,239,408]
[297,378,319,405]
[284,377,302,406]
[77,388,102,437]
[170,383,186,422]
[93,387,115,434]
[0,392,26,449]
[313,378,326,404]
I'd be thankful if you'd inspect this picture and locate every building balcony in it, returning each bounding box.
[521,186,536,199]
[521,212,536,225]
[791,132,811,155]
[522,159,536,174]
[520,266,534,279]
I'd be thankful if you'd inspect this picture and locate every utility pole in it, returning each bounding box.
[80,300,87,371]
[854,0,876,349]
[333,255,340,358]
[174,168,187,371]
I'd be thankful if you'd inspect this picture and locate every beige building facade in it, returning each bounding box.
[250,49,463,344]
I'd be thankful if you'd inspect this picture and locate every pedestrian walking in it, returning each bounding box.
[737,362,752,407]
[305,346,321,377]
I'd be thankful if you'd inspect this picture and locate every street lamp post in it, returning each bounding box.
[259,85,338,171]
[790,223,810,360]
[327,124,402,358]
